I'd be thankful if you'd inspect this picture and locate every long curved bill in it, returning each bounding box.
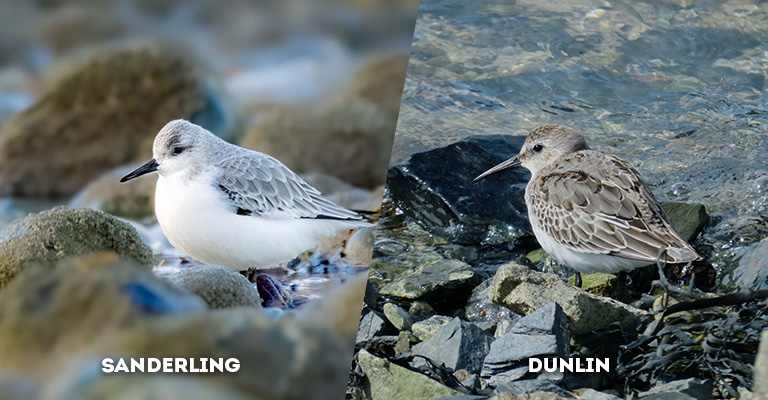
[120,159,159,182]
[473,155,521,182]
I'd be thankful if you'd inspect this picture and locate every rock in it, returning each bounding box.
[240,95,395,189]
[0,253,206,374]
[348,55,409,119]
[384,302,415,331]
[659,202,709,243]
[637,378,713,400]
[45,375,253,400]
[386,135,530,246]
[493,379,574,398]
[168,264,261,309]
[357,349,463,400]
[41,4,125,55]
[69,163,158,219]
[0,207,152,289]
[379,259,479,301]
[0,372,38,400]
[409,301,437,320]
[357,310,389,343]
[395,330,419,354]
[343,226,376,267]
[53,304,358,400]
[412,317,493,374]
[755,331,768,398]
[411,315,454,342]
[466,278,517,332]
[728,237,768,291]
[0,42,232,197]
[489,263,648,335]
[577,389,623,400]
[566,273,617,297]
[482,303,570,386]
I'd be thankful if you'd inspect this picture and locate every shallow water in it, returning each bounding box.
[391,0,768,276]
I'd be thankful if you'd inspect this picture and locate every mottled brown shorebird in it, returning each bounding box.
[474,124,711,291]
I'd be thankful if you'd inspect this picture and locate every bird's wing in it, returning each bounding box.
[215,151,364,221]
[531,151,699,263]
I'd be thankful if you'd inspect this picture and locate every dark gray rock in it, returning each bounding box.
[493,379,574,398]
[357,310,389,343]
[578,389,623,400]
[638,378,713,400]
[412,317,493,375]
[386,135,531,246]
[482,303,570,386]
[728,238,768,291]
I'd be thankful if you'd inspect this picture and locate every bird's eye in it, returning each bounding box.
[533,144,544,152]
[172,147,184,155]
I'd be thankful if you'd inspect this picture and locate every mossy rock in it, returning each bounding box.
[0,207,152,289]
[0,42,228,197]
[568,273,618,296]
[660,201,709,243]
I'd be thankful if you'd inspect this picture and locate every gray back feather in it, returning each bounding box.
[215,151,364,221]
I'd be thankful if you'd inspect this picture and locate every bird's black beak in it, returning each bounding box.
[120,159,159,182]
[473,156,521,182]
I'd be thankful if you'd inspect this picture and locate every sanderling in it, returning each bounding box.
[121,120,371,303]
[474,124,711,291]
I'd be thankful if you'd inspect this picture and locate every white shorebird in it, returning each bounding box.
[474,124,711,291]
[121,120,371,303]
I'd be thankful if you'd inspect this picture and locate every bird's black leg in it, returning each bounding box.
[574,272,582,288]
[616,271,627,299]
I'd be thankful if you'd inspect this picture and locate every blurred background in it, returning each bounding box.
[0,0,416,399]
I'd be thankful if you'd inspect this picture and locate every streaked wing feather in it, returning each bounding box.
[532,151,699,264]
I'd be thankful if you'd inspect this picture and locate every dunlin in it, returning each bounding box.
[474,124,710,290]
[121,120,371,304]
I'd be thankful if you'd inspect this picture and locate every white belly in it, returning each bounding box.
[526,191,647,274]
[155,174,357,270]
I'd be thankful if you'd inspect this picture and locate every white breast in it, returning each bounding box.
[154,172,357,270]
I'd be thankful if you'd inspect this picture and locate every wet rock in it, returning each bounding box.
[493,379,574,398]
[754,330,768,398]
[728,237,768,291]
[412,315,454,342]
[577,389,623,400]
[379,259,479,301]
[466,278,517,332]
[386,135,530,246]
[412,317,493,374]
[637,378,713,400]
[566,273,617,297]
[168,264,261,309]
[489,263,648,335]
[482,303,570,386]
[659,202,709,243]
[0,42,232,197]
[357,310,389,343]
[0,207,152,289]
[241,95,395,189]
[357,349,463,400]
[69,163,157,219]
[395,330,419,354]
[348,55,409,119]
[45,375,252,400]
[384,302,415,331]
[0,253,206,374]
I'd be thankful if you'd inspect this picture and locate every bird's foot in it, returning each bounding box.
[649,247,702,308]
[255,273,294,308]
